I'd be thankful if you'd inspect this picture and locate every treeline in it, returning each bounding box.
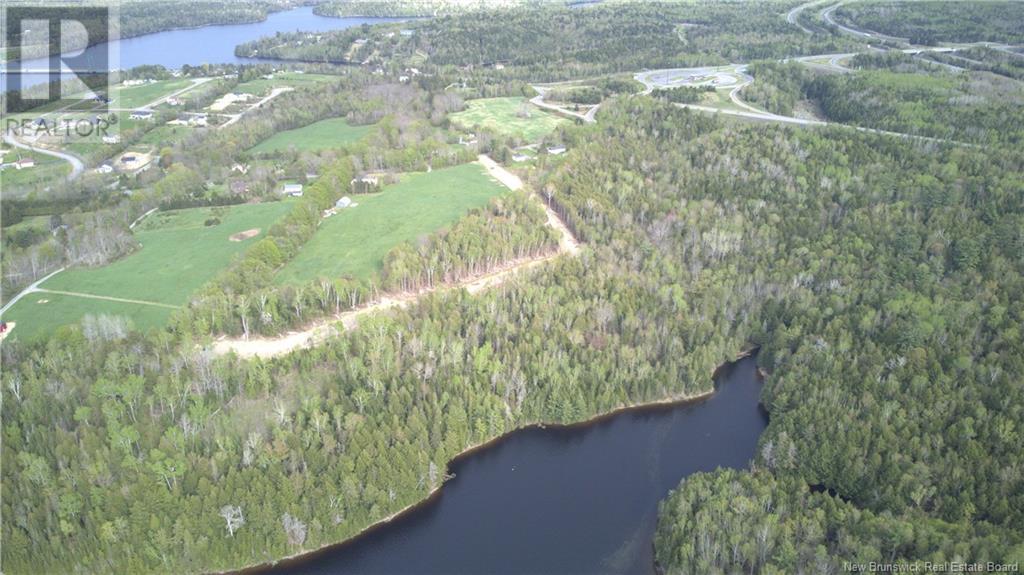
[547,77,643,105]
[651,85,714,104]
[834,1,1024,45]
[381,192,559,292]
[173,156,354,337]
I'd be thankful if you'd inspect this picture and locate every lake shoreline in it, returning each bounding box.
[222,347,760,575]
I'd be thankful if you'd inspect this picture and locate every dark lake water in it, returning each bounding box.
[2,7,401,90]
[249,354,767,575]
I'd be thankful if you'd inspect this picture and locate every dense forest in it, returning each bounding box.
[239,2,857,81]
[4,2,1024,573]
[833,1,1024,45]
[551,102,1024,570]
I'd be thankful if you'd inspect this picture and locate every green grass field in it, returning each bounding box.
[450,97,566,141]
[275,162,508,284]
[0,150,71,189]
[2,202,294,340]
[115,78,194,109]
[248,117,374,154]
[233,72,340,96]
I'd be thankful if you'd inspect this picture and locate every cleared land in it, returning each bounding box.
[2,202,293,339]
[0,149,72,187]
[450,97,566,141]
[115,78,194,109]
[275,162,508,285]
[233,72,340,95]
[248,117,374,154]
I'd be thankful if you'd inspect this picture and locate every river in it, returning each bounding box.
[1,7,402,90]
[245,354,767,575]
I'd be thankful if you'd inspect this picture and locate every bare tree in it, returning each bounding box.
[281,512,307,546]
[219,505,245,537]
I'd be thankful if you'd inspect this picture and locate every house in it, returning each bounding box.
[14,157,35,169]
[512,153,531,162]
[458,134,478,146]
[282,183,303,197]
[102,135,120,144]
[547,144,567,155]
[94,163,114,174]
[166,97,183,106]
[399,75,410,83]
[335,196,353,209]
[129,109,154,120]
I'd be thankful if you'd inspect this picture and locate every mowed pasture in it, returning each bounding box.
[2,202,294,339]
[450,97,566,141]
[233,72,340,95]
[248,117,374,154]
[275,162,508,285]
[115,78,195,109]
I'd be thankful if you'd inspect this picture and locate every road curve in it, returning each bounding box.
[3,133,85,181]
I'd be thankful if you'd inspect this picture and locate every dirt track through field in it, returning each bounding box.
[212,156,581,359]
[34,289,181,309]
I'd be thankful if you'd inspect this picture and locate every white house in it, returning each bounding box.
[94,163,114,174]
[547,144,567,155]
[336,196,353,209]
[129,109,154,120]
[282,183,303,197]
[14,157,35,169]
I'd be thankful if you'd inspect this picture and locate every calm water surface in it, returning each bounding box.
[2,7,401,90]
[252,355,767,575]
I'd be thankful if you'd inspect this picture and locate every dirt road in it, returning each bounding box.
[212,156,581,359]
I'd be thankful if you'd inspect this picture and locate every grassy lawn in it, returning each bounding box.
[115,78,194,109]
[0,150,71,188]
[234,72,340,96]
[2,293,173,341]
[248,117,374,154]
[2,202,294,338]
[276,162,508,284]
[450,97,567,141]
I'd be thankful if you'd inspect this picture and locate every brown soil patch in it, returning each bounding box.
[229,228,260,242]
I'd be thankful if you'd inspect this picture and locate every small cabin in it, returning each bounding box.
[129,110,154,120]
[282,183,304,197]
[335,196,353,209]
[547,145,567,155]
[14,157,35,169]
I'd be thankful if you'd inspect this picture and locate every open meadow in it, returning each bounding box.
[275,162,508,284]
[248,117,374,154]
[2,201,294,339]
[450,97,566,141]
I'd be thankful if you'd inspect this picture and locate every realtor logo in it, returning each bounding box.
[2,5,117,113]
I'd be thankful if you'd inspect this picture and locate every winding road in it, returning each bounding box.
[3,133,85,180]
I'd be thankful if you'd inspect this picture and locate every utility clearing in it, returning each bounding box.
[213,155,581,359]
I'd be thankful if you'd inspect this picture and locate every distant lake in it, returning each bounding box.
[2,7,402,90]
[246,354,768,575]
